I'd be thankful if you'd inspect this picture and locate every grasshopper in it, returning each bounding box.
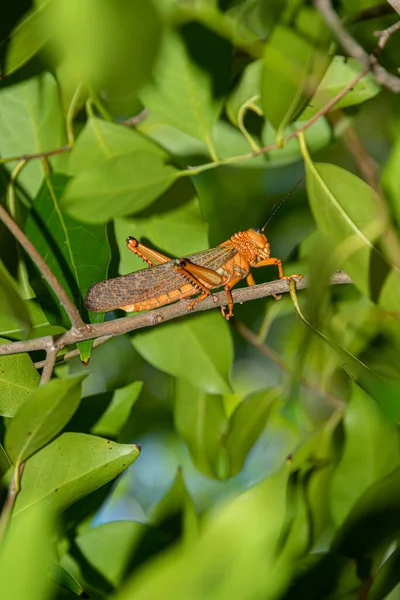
[85,180,304,319]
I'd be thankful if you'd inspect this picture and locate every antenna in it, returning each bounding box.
[261,176,305,232]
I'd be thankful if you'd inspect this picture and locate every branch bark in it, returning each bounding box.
[315,0,400,92]
[0,273,353,360]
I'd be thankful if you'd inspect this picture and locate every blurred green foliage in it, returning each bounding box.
[1,0,400,598]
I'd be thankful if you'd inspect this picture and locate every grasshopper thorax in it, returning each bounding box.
[228,229,271,264]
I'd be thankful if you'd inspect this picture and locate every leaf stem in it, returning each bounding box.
[0,464,24,542]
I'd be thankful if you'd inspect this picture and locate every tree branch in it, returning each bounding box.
[0,145,71,166]
[0,204,87,332]
[0,273,353,360]
[314,0,400,92]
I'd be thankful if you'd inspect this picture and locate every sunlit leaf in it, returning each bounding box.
[305,161,400,311]
[14,433,141,515]
[92,381,143,438]
[140,24,231,152]
[0,72,66,197]
[0,339,40,418]
[61,151,181,223]
[300,56,381,120]
[25,173,110,356]
[5,375,84,465]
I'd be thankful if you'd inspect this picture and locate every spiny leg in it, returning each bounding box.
[254,256,302,300]
[126,237,172,267]
[220,275,244,319]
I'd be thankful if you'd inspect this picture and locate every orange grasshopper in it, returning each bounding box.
[85,180,304,319]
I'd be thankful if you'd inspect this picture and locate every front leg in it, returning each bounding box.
[254,257,302,300]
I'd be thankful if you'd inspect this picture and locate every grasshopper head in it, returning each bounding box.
[246,228,270,260]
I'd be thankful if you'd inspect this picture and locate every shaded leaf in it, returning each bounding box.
[332,467,400,558]
[368,546,400,600]
[331,383,400,527]
[0,338,40,418]
[92,381,143,438]
[262,8,331,134]
[1,2,51,75]
[0,503,54,600]
[0,260,31,335]
[0,299,65,341]
[25,173,110,358]
[5,375,84,465]
[14,432,141,515]
[72,521,145,589]
[51,562,88,598]
[140,24,231,149]
[224,388,278,476]
[175,379,227,479]
[133,311,233,395]
[61,151,181,223]
[114,194,208,274]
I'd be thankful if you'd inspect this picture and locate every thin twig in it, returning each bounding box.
[314,0,400,92]
[123,108,149,127]
[0,273,353,360]
[235,320,345,409]
[34,335,114,369]
[0,145,71,166]
[0,464,24,543]
[40,345,58,385]
[0,205,87,331]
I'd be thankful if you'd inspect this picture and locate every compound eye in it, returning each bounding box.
[252,227,262,235]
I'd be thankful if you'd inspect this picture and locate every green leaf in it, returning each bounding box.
[51,561,88,598]
[14,432,141,515]
[305,161,400,311]
[224,388,278,477]
[300,56,381,120]
[92,381,143,437]
[0,503,54,600]
[133,311,233,395]
[5,375,84,465]
[0,260,31,335]
[114,465,291,600]
[1,2,51,76]
[383,120,400,224]
[67,116,167,176]
[61,151,181,223]
[331,383,400,528]
[332,467,400,559]
[114,194,208,274]
[174,379,227,479]
[24,173,110,346]
[261,8,331,134]
[0,339,40,418]
[0,72,66,197]
[72,521,145,588]
[0,299,65,341]
[150,469,199,544]
[42,0,162,97]
[140,24,231,152]
[368,546,400,600]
